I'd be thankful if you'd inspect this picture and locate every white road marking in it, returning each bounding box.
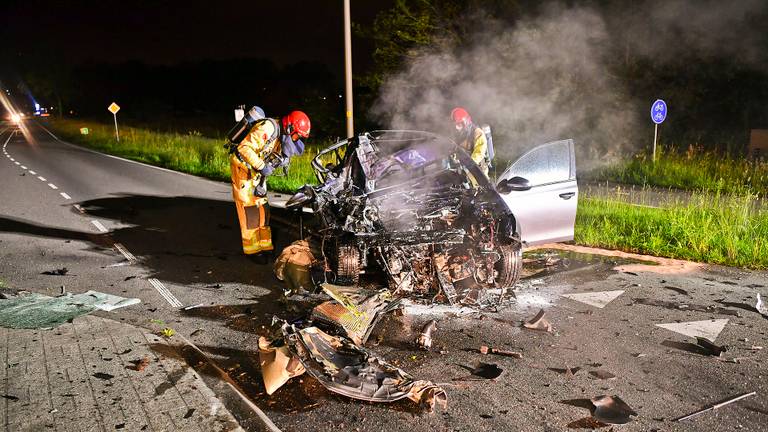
[561,290,625,309]
[13,161,19,165]
[29,170,36,175]
[91,220,109,233]
[37,176,47,182]
[9,158,14,161]
[148,278,183,308]
[73,204,85,213]
[60,192,71,200]
[20,165,26,169]
[48,183,58,190]
[114,243,137,261]
[656,319,729,342]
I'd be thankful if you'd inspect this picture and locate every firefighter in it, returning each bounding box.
[229,110,310,261]
[451,107,490,176]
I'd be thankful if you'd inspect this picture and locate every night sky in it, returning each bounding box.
[0,1,386,77]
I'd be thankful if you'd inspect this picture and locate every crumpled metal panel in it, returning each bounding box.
[283,325,447,411]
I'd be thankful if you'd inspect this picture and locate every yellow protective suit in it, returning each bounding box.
[230,118,280,255]
[458,126,489,176]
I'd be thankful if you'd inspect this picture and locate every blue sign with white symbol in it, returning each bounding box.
[651,99,667,124]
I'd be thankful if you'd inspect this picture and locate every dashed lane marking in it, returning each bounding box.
[13,161,19,165]
[20,165,26,169]
[91,220,109,233]
[60,192,71,200]
[73,204,85,213]
[48,183,58,190]
[114,243,137,262]
[148,278,183,308]
[29,170,36,175]
[37,176,47,182]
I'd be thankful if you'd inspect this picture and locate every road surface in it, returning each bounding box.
[1,120,767,431]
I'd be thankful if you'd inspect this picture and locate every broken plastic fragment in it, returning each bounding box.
[695,337,728,357]
[590,395,637,425]
[258,336,306,395]
[416,320,437,350]
[523,309,553,332]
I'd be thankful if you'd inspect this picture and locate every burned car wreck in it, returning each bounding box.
[287,130,557,306]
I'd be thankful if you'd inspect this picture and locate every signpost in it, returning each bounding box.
[108,102,121,142]
[651,99,667,161]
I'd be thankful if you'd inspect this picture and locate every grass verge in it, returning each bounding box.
[46,119,319,193]
[588,147,768,196]
[575,192,768,269]
[47,119,767,268]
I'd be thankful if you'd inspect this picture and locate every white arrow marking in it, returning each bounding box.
[561,290,625,308]
[656,319,729,342]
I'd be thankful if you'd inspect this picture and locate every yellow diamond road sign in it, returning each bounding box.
[108,102,120,114]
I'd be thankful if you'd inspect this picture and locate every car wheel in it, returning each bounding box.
[334,241,360,286]
[495,241,522,289]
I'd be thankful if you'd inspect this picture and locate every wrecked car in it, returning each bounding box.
[287,131,578,306]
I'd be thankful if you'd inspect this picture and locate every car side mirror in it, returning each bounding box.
[497,176,531,194]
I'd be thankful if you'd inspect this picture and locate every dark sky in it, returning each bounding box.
[1,0,387,77]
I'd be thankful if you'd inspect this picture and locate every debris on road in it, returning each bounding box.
[258,336,306,395]
[454,362,504,381]
[523,309,553,332]
[41,267,68,276]
[632,297,740,317]
[590,395,638,424]
[274,239,317,296]
[0,291,140,329]
[663,286,690,296]
[92,372,115,380]
[261,323,447,412]
[675,391,757,422]
[549,366,581,377]
[589,370,617,380]
[160,328,175,338]
[127,357,150,372]
[416,320,437,350]
[695,336,728,357]
[756,293,768,318]
[310,284,399,345]
[479,345,523,358]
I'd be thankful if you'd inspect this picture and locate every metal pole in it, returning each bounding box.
[652,123,658,162]
[343,0,354,138]
[113,113,120,142]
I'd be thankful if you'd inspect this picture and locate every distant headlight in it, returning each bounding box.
[10,114,21,123]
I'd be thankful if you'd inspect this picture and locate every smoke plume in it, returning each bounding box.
[370,1,768,166]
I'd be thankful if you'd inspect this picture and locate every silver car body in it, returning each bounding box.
[496,139,578,247]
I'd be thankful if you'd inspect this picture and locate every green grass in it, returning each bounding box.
[47,119,319,193]
[576,192,768,268]
[589,147,768,196]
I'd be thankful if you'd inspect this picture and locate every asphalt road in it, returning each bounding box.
[1,120,768,431]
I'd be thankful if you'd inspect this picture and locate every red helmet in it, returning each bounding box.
[282,111,311,139]
[451,107,472,129]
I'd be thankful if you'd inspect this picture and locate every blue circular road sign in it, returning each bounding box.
[651,99,667,124]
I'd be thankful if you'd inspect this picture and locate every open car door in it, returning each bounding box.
[496,139,578,247]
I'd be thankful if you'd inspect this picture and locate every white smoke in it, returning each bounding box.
[370,1,768,167]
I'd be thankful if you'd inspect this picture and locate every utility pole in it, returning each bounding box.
[343,0,354,138]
